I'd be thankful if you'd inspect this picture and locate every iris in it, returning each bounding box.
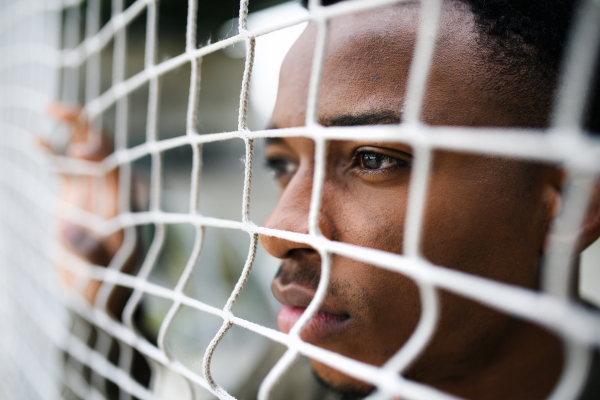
[360,152,398,170]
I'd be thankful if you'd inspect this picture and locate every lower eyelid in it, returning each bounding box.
[354,160,411,178]
[362,164,400,173]
[356,152,406,167]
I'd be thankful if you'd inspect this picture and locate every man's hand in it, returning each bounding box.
[43,103,126,307]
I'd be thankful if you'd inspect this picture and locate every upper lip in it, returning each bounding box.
[272,271,350,317]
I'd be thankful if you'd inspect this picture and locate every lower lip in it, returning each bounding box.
[277,305,350,343]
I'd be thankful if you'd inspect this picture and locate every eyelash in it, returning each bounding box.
[265,149,410,181]
[352,150,411,176]
[265,157,298,180]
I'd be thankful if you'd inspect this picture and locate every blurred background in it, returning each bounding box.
[61,0,600,398]
[62,1,325,398]
[2,0,597,398]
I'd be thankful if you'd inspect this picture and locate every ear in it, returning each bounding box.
[541,168,600,252]
[577,177,600,252]
[541,167,566,247]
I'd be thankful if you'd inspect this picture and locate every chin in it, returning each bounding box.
[310,359,375,399]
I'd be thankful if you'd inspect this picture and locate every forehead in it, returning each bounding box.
[318,3,422,119]
[272,4,420,128]
[271,2,542,129]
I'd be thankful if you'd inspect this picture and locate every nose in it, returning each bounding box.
[260,163,334,259]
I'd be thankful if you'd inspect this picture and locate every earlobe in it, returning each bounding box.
[544,169,600,253]
[577,178,600,252]
[541,167,565,247]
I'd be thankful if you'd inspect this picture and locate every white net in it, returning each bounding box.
[0,0,599,399]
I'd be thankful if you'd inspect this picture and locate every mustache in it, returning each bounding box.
[275,258,322,290]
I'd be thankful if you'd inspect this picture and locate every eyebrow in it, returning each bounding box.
[266,110,402,135]
[320,110,402,127]
[265,137,284,145]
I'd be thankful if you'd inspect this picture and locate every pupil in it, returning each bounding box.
[269,159,288,177]
[362,153,382,169]
[278,162,291,176]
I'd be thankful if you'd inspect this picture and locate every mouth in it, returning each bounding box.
[272,258,352,343]
[277,305,351,343]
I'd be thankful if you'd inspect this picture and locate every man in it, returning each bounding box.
[53,0,600,399]
[260,0,600,399]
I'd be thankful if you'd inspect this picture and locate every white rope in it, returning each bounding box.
[540,2,600,398]
[240,37,256,223]
[303,17,329,299]
[85,0,101,105]
[257,349,298,400]
[551,0,600,131]
[63,0,151,69]
[186,0,203,221]
[3,134,600,345]
[380,282,439,375]
[200,5,261,395]
[1,0,600,399]
[202,234,259,399]
[4,142,600,348]
[157,224,205,364]
[42,124,600,177]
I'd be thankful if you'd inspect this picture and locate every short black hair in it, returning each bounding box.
[301,0,574,72]
[459,0,576,72]
[299,0,599,133]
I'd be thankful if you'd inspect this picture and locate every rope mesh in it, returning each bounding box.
[0,0,599,399]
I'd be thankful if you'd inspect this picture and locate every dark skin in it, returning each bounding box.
[49,1,600,399]
[262,1,600,399]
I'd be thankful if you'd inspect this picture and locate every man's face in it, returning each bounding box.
[261,1,561,396]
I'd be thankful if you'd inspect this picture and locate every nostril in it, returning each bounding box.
[286,247,318,260]
[271,249,322,290]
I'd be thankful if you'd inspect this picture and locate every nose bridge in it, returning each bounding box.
[261,165,314,258]
[261,149,340,259]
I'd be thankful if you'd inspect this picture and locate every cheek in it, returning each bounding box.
[323,183,422,362]
[420,158,545,287]
[328,255,422,365]
[326,182,416,325]
[329,183,408,253]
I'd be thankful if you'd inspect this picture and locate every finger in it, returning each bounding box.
[48,102,83,123]
[35,135,75,163]
[47,102,115,159]
[69,141,113,161]
[48,102,90,143]
[35,137,59,155]
[62,223,112,267]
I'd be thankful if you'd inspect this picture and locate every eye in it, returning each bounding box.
[359,152,402,170]
[350,147,412,182]
[265,156,298,179]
